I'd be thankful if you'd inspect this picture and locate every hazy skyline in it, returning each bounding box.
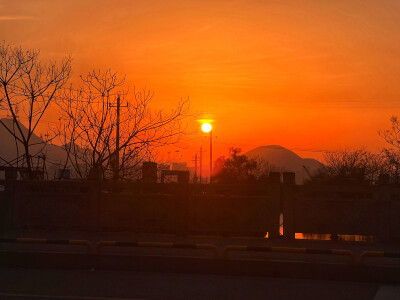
[1,0,400,161]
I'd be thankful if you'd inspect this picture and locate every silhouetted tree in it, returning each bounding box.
[360,152,386,185]
[381,148,400,184]
[379,116,400,149]
[315,149,387,185]
[378,116,400,184]
[0,42,71,179]
[56,69,188,180]
[213,148,277,183]
[323,149,366,179]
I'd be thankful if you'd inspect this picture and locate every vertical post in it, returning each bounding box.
[89,180,100,232]
[115,95,120,180]
[268,172,281,239]
[194,153,198,183]
[2,179,16,233]
[200,147,203,184]
[142,162,157,184]
[376,174,391,242]
[209,130,213,183]
[283,172,296,240]
[176,177,189,236]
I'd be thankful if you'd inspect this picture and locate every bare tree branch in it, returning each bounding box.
[0,42,71,178]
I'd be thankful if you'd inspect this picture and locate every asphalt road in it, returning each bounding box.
[0,267,392,300]
[0,230,399,299]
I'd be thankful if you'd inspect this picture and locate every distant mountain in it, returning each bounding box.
[245,145,323,184]
[0,118,68,179]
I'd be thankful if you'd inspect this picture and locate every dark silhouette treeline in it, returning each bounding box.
[312,147,400,185]
[212,142,400,187]
[212,148,284,184]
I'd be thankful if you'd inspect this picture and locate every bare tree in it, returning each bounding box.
[381,148,400,184]
[359,152,386,185]
[56,69,188,180]
[379,116,400,149]
[0,42,71,179]
[323,148,367,179]
[378,116,400,184]
[317,149,388,185]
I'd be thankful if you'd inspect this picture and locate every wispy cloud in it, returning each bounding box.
[0,15,35,21]
[197,25,212,33]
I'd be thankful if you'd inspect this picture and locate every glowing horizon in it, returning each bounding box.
[1,0,400,163]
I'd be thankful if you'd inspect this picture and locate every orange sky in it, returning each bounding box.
[1,0,400,163]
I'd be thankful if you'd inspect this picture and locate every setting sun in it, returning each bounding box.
[201,123,212,133]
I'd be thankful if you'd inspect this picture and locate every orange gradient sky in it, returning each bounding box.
[1,0,400,163]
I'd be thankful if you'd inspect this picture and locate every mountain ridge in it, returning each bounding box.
[0,118,68,178]
[245,145,323,184]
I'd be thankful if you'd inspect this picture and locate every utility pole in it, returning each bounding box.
[192,153,198,183]
[194,153,198,176]
[116,95,120,180]
[210,129,212,184]
[199,147,203,184]
[110,95,127,180]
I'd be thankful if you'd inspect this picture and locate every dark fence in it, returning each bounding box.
[0,179,280,237]
[288,184,400,240]
[96,180,280,236]
[12,181,96,230]
[1,174,400,240]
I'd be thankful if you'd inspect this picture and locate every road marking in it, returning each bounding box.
[373,285,400,300]
[0,292,145,300]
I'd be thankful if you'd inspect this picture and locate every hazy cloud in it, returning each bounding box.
[0,15,35,21]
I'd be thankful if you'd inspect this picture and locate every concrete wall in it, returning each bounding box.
[1,180,280,237]
[11,181,96,230]
[287,185,399,240]
[2,177,400,240]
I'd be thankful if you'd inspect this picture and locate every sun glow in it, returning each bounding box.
[201,122,212,133]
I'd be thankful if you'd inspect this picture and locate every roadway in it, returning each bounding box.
[0,231,399,299]
[0,267,392,300]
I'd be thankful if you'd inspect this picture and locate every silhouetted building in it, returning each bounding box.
[161,170,189,184]
[172,162,188,171]
[0,167,18,180]
[142,162,158,183]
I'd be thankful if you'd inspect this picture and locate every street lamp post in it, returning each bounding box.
[209,129,212,183]
[201,123,213,183]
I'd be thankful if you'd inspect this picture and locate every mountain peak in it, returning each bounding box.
[259,145,285,149]
[245,145,323,184]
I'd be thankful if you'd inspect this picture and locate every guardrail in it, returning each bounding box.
[96,241,220,258]
[0,238,93,253]
[222,245,355,264]
[359,251,400,264]
[6,238,399,266]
